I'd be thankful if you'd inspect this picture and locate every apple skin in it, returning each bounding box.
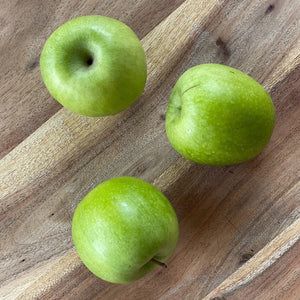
[72,177,179,284]
[165,64,275,165]
[40,15,147,117]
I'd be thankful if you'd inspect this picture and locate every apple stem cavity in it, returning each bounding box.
[86,57,93,66]
[150,258,167,268]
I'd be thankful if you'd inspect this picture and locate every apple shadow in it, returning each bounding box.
[159,155,270,296]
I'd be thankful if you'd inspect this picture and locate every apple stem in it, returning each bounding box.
[151,258,167,268]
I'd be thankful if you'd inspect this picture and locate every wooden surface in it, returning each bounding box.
[0,0,299,299]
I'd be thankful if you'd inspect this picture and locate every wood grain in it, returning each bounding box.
[205,218,300,300]
[1,0,300,299]
[0,0,185,158]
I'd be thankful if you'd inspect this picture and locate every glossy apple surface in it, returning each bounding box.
[40,15,147,117]
[165,64,275,165]
[72,177,179,284]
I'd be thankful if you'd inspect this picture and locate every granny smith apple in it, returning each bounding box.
[40,15,147,117]
[165,64,275,165]
[72,177,179,284]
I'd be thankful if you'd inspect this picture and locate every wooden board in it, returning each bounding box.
[1,0,299,299]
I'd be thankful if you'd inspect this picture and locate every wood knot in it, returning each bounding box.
[216,38,230,61]
[265,4,275,14]
[26,59,39,72]
[239,252,254,264]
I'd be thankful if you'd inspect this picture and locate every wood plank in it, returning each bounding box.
[15,214,300,300]
[0,0,184,158]
[204,218,300,300]
[1,0,299,298]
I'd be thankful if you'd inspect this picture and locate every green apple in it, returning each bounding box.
[72,177,179,284]
[165,64,275,165]
[40,15,147,117]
